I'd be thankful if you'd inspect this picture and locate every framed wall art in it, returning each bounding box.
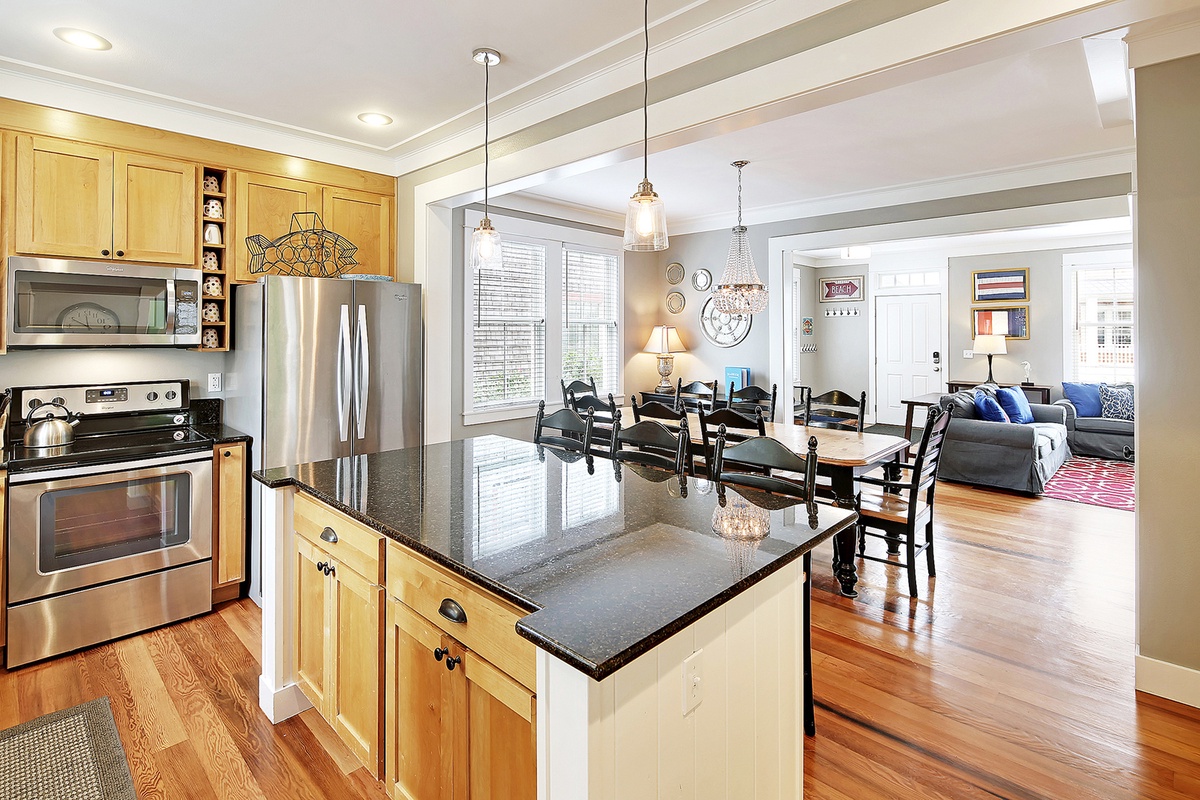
[819,275,863,302]
[972,268,1029,303]
[971,306,1029,340]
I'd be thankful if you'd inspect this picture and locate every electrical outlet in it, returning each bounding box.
[963,349,974,359]
[683,650,703,715]
[208,372,222,392]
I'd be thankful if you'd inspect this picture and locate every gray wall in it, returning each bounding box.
[806,265,870,398]
[1134,52,1200,677]
[0,349,228,401]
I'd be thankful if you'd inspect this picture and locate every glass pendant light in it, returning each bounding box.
[712,160,768,315]
[470,48,503,270]
[622,0,668,251]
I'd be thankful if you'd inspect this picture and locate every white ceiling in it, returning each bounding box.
[515,39,1134,231]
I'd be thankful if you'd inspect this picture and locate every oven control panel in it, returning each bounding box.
[17,381,188,417]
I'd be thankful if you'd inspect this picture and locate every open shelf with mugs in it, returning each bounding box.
[197,167,231,351]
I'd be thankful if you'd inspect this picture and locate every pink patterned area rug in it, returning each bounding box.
[1043,456,1134,511]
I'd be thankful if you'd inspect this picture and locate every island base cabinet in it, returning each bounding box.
[386,598,536,800]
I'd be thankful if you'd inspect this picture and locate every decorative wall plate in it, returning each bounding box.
[699,296,752,347]
[665,262,685,285]
[665,291,686,314]
[691,268,712,291]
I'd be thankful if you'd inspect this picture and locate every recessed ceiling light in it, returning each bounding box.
[53,27,112,51]
[357,112,393,126]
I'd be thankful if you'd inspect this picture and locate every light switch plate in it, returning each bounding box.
[963,349,974,359]
[683,650,703,715]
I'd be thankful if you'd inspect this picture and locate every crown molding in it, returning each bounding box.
[1126,6,1200,67]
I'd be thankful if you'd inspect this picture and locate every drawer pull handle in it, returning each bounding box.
[438,598,468,625]
[445,655,462,672]
[320,527,339,544]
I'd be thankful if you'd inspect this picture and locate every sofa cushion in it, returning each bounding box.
[997,386,1034,424]
[1030,422,1067,451]
[942,390,979,420]
[1075,416,1134,435]
[975,392,1010,423]
[1100,384,1135,421]
[1062,382,1103,417]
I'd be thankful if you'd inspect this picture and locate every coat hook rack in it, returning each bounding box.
[823,307,860,317]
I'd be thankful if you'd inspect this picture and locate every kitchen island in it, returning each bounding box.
[254,435,855,799]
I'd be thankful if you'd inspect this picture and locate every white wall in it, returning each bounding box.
[0,349,228,402]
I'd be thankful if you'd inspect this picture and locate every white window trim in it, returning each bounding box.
[463,210,624,426]
[1061,248,1134,385]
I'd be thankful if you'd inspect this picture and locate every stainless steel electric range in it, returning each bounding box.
[3,380,213,667]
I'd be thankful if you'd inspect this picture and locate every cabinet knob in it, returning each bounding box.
[101,249,110,256]
[315,561,327,573]
[433,647,448,662]
[223,450,232,457]
[326,564,335,577]
[116,250,124,257]
[445,655,462,672]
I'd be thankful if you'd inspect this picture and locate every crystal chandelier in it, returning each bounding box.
[470,48,503,270]
[712,160,768,315]
[622,0,668,251]
[712,491,771,580]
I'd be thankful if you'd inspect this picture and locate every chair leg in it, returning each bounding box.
[857,522,866,556]
[906,529,918,597]
[925,519,936,577]
[803,552,815,736]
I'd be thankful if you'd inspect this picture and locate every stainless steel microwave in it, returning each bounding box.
[6,256,202,348]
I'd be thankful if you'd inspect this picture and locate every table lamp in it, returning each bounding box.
[645,325,686,391]
[972,334,1007,383]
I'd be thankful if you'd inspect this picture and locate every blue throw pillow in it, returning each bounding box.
[1099,384,1135,421]
[974,392,1011,423]
[1062,382,1102,417]
[996,386,1035,424]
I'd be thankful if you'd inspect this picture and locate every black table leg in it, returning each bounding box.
[803,551,816,736]
[829,467,859,597]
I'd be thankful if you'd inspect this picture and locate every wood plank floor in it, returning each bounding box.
[2,482,1199,798]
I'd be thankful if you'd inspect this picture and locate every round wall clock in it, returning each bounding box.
[57,302,120,331]
[699,296,752,347]
[665,262,685,285]
[691,268,712,291]
[665,291,686,314]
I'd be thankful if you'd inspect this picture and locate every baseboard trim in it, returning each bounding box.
[1135,651,1200,709]
[258,675,313,724]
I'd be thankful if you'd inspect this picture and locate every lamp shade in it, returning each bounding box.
[644,325,686,354]
[972,334,1007,356]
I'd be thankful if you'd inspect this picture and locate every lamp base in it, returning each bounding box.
[655,354,675,392]
[986,355,995,383]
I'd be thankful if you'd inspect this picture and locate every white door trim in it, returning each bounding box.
[868,268,949,425]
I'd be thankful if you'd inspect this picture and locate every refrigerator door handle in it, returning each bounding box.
[355,304,370,439]
[337,304,352,442]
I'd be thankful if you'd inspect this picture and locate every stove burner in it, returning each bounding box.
[6,428,213,474]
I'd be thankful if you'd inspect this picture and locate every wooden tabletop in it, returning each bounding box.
[618,408,909,468]
[901,392,945,407]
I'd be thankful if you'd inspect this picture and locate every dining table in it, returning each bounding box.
[619,406,910,597]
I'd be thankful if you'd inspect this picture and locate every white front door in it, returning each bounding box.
[875,293,943,425]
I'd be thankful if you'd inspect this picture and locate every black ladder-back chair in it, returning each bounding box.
[560,376,598,408]
[855,404,953,597]
[727,383,777,423]
[712,426,820,736]
[569,391,617,447]
[676,378,718,413]
[792,385,813,424]
[609,414,690,475]
[698,407,765,479]
[533,401,594,458]
[631,396,687,430]
[805,389,866,432]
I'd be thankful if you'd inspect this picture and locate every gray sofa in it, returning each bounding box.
[937,385,1071,494]
[1053,399,1134,460]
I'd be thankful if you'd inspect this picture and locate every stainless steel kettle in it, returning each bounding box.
[23,401,81,448]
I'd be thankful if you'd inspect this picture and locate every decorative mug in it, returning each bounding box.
[202,251,220,271]
[203,223,222,244]
[203,275,223,296]
[202,302,221,322]
[204,198,223,219]
[202,328,220,349]
[202,175,220,192]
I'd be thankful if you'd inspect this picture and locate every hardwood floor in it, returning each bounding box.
[805,482,1200,799]
[2,483,1198,798]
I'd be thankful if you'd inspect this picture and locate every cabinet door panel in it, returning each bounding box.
[15,136,113,258]
[387,599,458,800]
[232,172,323,282]
[213,443,246,587]
[330,563,383,777]
[322,187,393,277]
[113,152,196,264]
[465,654,536,800]
[294,535,329,713]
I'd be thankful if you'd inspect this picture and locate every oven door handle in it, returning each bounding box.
[337,304,352,442]
[7,449,212,484]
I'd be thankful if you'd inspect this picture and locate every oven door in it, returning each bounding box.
[7,451,213,603]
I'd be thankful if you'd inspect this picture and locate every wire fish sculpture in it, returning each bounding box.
[245,212,359,277]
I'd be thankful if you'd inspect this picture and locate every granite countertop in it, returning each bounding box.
[255,435,855,681]
[189,398,251,445]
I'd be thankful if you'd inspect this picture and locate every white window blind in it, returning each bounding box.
[562,247,620,395]
[1068,262,1134,383]
[471,437,547,558]
[562,464,620,530]
[472,238,547,409]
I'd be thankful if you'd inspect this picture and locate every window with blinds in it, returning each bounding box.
[1067,261,1134,383]
[562,247,620,395]
[471,437,547,558]
[472,238,547,409]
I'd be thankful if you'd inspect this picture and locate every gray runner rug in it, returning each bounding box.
[0,697,136,800]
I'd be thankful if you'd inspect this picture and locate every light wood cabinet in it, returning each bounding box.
[384,541,536,800]
[322,187,395,278]
[293,493,385,777]
[14,135,195,264]
[212,443,246,593]
[232,171,323,282]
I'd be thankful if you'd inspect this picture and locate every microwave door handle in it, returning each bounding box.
[165,279,177,335]
[337,304,352,442]
[355,304,369,440]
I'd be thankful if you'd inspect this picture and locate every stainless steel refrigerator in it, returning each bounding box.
[226,276,422,601]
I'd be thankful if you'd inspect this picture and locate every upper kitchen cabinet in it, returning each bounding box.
[231,171,323,283]
[322,187,394,278]
[14,135,196,265]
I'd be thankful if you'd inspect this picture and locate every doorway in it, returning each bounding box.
[874,291,945,426]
